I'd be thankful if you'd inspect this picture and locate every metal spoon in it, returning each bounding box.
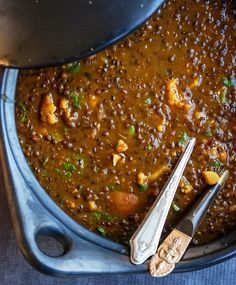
[129,138,196,265]
[0,0,164,68]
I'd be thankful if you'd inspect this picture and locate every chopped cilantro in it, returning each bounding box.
[17,100,27,123]
[219,86,227,104]
[144,98,152,106]
[179,132,189,146]
[91,211,102,221]
[55,168,61,175]
[69,91,82,108]
[210,159,221,167]
[59,162,77,178]
[51,131,64,143]
[205,129,213,137]
[102,213,115,221]
[137,183,148,192]
[69,62,81,73]
[172,201,181,212]
[92,211,115,222]
[223,77,236,87]
[147,144,153,150]
[108,183,121,191]
[63,162,77,172]
[64,171,72,178]
[128,125,135,136]
[42,157,49,169]
[97,227,106,237]
[17,100,26,111]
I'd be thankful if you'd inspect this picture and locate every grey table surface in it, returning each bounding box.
[0,167,236,285]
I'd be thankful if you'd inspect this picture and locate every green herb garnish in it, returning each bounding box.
[144,98,152,106]
[42,157,49,169]
[147,144,153,150]
[223,77,236,87]
[64,171,72,178]
[108,183,121,191]
[137,183,148,192]
[128,125,135,136]
[51,131,64,143]
[60,162,77,178]
[172,201,181,212]
[97,227,106,237]
[17,100,27,123]
[91,211,102,221]
[69,91,82,108]
[55,168,61,175]
[92,211,115,222]
[219,86,227,104]
[69,62,81,73]
[210,159,221,167]
[205,129,213,137]
[179,132,189,146]
[63,162,77,172]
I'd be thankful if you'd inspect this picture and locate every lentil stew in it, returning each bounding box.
[16,0,236,246]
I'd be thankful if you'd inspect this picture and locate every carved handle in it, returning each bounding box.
[129,138,196,265]
[149,170,229,277]
[149,229,192,277]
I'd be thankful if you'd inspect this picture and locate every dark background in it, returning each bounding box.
[0,169,235,285]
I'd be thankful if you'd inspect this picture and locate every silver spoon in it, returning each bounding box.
[129,138,196,265]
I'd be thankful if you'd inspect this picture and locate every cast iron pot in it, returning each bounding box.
[0,68,236,276]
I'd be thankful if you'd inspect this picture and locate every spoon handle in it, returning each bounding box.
[129,138,196,265]
[176,170,229,236]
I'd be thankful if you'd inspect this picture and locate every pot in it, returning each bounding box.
[0,68,236,276]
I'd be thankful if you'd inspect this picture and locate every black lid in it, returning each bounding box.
[0,0,164,69]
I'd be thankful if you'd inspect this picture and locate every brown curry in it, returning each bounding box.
[16,0,236,245]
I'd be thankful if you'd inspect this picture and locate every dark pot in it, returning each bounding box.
[0,68,236,276]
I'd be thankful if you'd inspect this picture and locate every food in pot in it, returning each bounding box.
[16,0,236,245]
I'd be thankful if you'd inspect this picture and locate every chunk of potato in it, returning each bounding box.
[116,139,128,153]
[109,191,138,215]
[137,172,148,186]
[202,171,220,185]
[166,78,191,110]
[60,97,71,119]
[40,93,58,124]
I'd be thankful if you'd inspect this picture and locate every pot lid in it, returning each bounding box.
[0,0,164,69]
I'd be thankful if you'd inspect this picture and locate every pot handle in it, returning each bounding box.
[1,150,143,275]
[0,68,144,275]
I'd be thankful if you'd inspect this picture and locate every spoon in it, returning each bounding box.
[149,170,229,277]
[129,138,196,265]
[0,0,164,68]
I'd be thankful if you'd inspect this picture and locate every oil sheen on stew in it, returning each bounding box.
[16,0,236,245]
